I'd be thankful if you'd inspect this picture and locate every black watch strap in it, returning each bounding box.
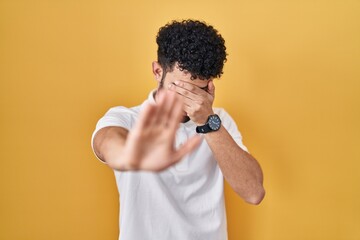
[196,124,212,133]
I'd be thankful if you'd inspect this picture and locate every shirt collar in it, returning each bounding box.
[140,89,156,112]
[147,90,157,105]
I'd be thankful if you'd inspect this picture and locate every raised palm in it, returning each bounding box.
[121,90,201,171]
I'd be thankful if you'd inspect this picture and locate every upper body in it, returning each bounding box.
[92,91,248,239]
[92,20,265,240]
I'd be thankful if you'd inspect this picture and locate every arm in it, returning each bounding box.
[204,126,265,205]
[93,126,129,169]
[93,90,201,171]
[169,80,265,204]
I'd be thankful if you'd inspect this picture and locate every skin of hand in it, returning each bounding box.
[168,80,216,125]
[114,89,202,171]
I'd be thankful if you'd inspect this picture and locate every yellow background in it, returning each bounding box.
[1,0,359,239]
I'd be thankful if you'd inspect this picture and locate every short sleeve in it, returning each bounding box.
[91,106,138,162]
[215,108,249,153]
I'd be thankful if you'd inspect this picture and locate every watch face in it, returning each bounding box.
[208,115,221,131]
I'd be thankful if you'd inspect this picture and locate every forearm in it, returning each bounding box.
[204,126,265,205]
[93,126,128,169]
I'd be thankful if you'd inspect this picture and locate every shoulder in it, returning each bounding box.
[213,107,233,122]
[104,105,142,117]
[94,104,143,132]
[213,107,249,152]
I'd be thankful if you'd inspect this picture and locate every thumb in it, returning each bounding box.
[172,135,201,163]
[207,80,215,97]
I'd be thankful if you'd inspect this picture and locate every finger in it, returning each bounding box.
[172,134,202,162]
[156,135,201,171]
[150,89,168,125]
[183,105,191,117]
[169,82,199,101]
[174,80,207,95]
[157,90,178,127]
[181,96,194,108]
[174,93,195,110]
[181,97,200,117]
[207,80,215,97]
[166,94,184,137]
[136,103,157,130]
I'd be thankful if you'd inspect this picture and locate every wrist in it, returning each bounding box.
[196,113,221,134]
[194,111,214,126]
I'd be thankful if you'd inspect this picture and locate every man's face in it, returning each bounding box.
[153,62,213,122]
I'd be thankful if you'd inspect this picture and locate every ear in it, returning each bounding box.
[152,61,163,84]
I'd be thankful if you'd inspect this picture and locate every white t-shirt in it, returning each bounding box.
[91,91,248,240]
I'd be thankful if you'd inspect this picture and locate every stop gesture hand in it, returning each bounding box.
[120,90,201,171]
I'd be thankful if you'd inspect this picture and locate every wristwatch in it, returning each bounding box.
[196,114,222,133]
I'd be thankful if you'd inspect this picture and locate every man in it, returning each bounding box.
[91,20,265,240]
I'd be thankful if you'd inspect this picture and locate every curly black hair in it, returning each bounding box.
[156,20,227,80]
